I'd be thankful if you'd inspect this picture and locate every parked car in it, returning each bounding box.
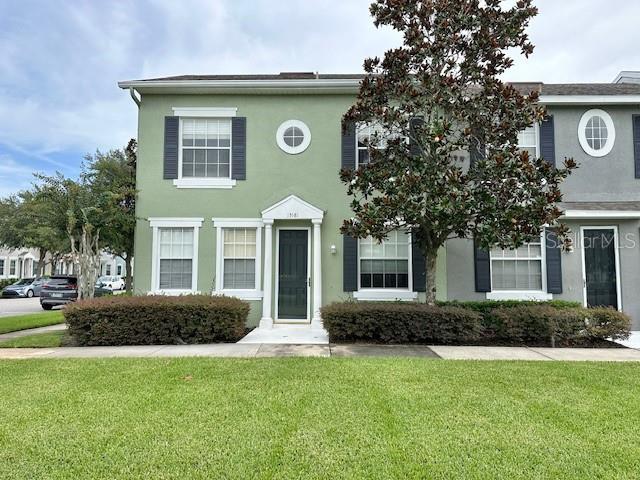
[1,277,49,298]
[97,275,126,291]
[40,276,111,310]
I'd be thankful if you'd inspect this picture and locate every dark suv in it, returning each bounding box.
[40,276,111,310]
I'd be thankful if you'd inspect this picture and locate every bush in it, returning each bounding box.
[321,302,483,344]
[64,295,249,346]
[584,307,631,341]
[0,278,17,291]
[437,300,581,317]
[488,305,586,346]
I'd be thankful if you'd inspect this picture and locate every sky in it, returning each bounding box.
[1,0,639,197]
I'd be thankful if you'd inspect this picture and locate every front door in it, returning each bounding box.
[583,228,619,309]
[277,230,309,321]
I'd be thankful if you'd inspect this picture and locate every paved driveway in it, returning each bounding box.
[0,297,52,317]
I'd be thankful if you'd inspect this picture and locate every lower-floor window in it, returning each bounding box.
[223,228,257,289]
[9,260,16,276]
[491,240,543,291]
[359,230,410,289]
[159,227,194,290]
[0,259,4,275]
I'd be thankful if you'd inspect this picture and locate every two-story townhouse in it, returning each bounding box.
[119,73,640,332]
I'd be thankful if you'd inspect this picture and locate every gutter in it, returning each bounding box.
[128,87,141,107]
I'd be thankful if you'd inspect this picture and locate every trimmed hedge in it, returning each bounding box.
[64,295,249,346]
[321,302,483,344]
[322,301,631,346]
[437,300,582,316]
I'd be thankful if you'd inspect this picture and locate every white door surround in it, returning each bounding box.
[260,195,324,330]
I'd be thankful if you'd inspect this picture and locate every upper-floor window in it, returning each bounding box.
[359,231,410,289]
[578,109,615,157]
[517,125,538,159]
[181,118,231,178]
[356,124,387,167]
[276,120,311,154]
[490,238,543,291]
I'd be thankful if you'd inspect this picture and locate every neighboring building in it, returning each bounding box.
[119,72,640,330]
[99,253,130,277]
[0,248,42,279]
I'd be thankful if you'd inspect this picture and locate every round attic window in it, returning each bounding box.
[276,120,311,154]
[578,109,615,157]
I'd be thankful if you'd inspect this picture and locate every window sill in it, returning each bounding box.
[486,291,553,301]
[213,290,263,300]
[173,178,237,189]
[354,290,417,301]
[150,289,200,296]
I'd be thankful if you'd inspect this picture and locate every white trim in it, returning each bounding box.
[212,218,263,228]
[486,291,553,301]
[150,220,202,294]
[173,178,237,189]
[119,78,361,93]
[172,107,237,117]
[577,109,615,157]
[580,226,622,311]
[261,194,324,222]
[149,218,204,228]
[276,119,311,155]
[213,221,263,300]
[274,227,311,324]
[562,210,640,219]
[540,95,640,105]
[356,230,414,298]
[354,290,418,301]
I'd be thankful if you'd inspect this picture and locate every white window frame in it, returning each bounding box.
[149,218,203,294]
[8,258,17,278]
[212,218,263,300]
[173,109,237,189]
[517,123,540,159]
[276,120,311,155]
[578,109,616,157]
[354,231,417,301]
[486,233,552,301]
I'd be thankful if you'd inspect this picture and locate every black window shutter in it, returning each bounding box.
[343,235,358,292]
[231,117,247,180]
[411,238,426,292]
[539,115,556,167]
[409,116,425,158]
[633,115,640,178]
[545,228,563,294]
[163,116,179,179]
[341,122,356,170]
[474,239,491,292]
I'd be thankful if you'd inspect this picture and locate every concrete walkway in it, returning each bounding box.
[2,343,640,361]
[0,323,66,341]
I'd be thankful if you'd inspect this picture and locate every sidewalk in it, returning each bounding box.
[1,343,640,361]
[0,323,66,341]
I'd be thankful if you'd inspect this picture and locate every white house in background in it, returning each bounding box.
[0,248,40,280]
[99,252,130,277]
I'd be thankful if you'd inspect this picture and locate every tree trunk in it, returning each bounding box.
[124,253,133,293]
[424,250,438,305]
[37,250,47,277]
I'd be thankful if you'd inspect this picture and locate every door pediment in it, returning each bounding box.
[261,195,324,222]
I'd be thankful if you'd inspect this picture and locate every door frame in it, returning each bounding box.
[580,225,622,311]
[274,226,311,324]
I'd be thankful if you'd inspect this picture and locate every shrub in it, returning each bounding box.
[321,302,483,344]
[488,305,586,346]
[64,295,249,346]
[584,307,631,341]
[0,278,17,291]
[437,299,581,317]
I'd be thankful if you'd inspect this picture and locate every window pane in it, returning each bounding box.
[222,228,257,289]
[159,259,192,289]
[223,259,256,289]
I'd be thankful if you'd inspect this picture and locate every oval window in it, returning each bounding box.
[578,109,615,157]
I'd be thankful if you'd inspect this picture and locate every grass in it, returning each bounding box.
[0,311,64,334]
[0,330,65,348]
[0,359,639,479]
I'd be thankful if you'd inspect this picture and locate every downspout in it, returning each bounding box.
[129,87,141,107]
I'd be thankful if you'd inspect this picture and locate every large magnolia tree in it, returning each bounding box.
[341,0,576,303]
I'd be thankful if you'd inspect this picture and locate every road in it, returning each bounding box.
[0,297,55,317]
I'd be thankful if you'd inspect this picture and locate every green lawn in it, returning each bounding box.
[0,359,639,479]
[0,311,64,334]
[0,330,64,348]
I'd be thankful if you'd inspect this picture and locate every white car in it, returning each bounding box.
[97,275,126,291]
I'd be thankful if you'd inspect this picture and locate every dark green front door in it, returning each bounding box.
[583,228,618,309]
[278,230,308,320]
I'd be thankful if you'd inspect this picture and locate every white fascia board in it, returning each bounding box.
[119,79,360,89]
[540,95,640,105]
[562,210,640,219]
